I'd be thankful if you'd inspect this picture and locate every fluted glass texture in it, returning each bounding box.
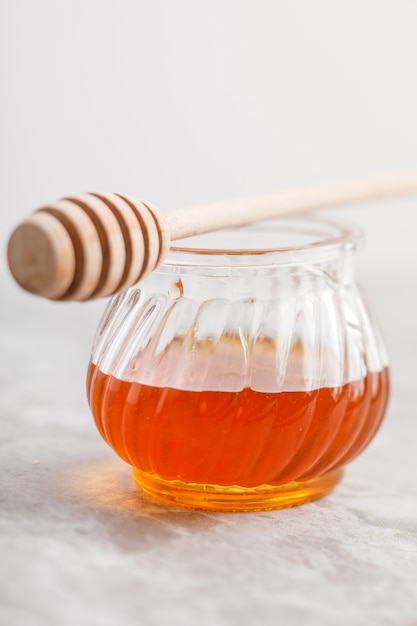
[87,217,389,510]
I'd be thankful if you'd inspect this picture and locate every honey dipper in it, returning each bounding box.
[7,170,417,301]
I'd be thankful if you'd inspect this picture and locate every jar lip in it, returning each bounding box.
[166,216,363,267]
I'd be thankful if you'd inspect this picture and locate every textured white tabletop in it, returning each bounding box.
[1,268,416,626]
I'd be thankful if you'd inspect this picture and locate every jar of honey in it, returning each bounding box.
[86,216,389,511]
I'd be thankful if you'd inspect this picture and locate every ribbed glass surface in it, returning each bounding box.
[86,217,389,499]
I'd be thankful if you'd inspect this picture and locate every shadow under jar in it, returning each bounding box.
[86,217,389,512]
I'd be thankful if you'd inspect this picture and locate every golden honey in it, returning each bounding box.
[87,362,389,511]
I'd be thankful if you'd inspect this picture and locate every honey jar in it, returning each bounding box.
[86,216,389,511]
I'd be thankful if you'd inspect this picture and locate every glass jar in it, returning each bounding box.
[86,216,389,512]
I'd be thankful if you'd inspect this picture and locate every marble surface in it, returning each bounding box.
[1,272,416,626]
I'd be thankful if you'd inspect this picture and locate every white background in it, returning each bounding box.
[1,1,417,258]
[1,1,417,358]
[1,2,417,625]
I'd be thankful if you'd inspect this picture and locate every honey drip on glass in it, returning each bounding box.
[87,361,389,509]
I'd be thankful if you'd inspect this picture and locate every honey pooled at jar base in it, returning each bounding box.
[86,361,389,511]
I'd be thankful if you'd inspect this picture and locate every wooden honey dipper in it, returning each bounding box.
[7,170,417,302]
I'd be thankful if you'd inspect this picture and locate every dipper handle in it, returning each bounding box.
[7,171,417,301]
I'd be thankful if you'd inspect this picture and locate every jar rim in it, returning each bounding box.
[165,216,363,268]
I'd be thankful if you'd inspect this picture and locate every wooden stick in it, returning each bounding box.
[7,170,417,301]
[166,170,417,239]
